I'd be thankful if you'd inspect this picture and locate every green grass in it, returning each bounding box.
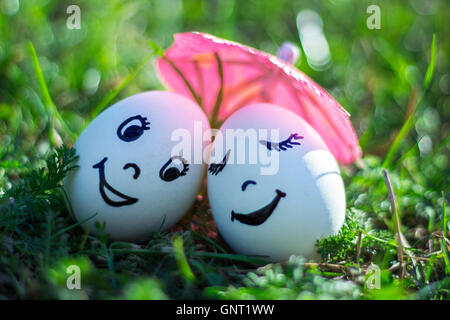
[0,0,449,300]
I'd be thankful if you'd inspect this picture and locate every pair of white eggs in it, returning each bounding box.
[64,91,346,261]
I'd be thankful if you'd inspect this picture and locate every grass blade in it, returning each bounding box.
[383,169,405,278]
[51,212,98,239]
[173,235,197,282]
[148,39,165,57]
[442,196,450,276]
[441,239,450,276]
[89,51,156,120]
[382,34,437,168]
[443,192,448,238]
[193,251,268,265]
[423,33,437,91]
[193,232,227,254]
[28,41,77,142]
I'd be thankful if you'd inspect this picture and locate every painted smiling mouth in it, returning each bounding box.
[231,189,286,226]
[92,157,138,207]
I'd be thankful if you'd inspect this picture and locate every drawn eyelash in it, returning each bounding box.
[208,150,231,175]
[117,115,150,142]
[260,133,304,151]
[178,161,189,176]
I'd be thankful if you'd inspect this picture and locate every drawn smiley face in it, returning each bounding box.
[64,91,210,242]
[207,103,346,261]
[209,134,304,227]
[91,116,190,208]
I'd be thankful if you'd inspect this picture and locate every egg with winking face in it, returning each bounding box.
[64,91,210,242]
[207,103,346,261]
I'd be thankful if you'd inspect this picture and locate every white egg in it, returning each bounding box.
[64,91,210,242]
[207,103,346,261]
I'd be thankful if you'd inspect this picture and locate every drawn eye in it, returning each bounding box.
[117,115,150,142]
[241,180,256,191]
[260,133,304,151]
[208,150,230,176]
[159,156,189,182]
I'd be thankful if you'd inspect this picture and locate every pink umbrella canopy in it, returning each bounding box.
[156,32,362,164]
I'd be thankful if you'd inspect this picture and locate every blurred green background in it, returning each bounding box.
[0,0,449,300]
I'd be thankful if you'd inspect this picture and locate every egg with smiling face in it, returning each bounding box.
[207,103,346,261]
[64,91,210,242]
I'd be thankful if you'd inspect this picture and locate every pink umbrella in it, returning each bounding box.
[156,32,362,165]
